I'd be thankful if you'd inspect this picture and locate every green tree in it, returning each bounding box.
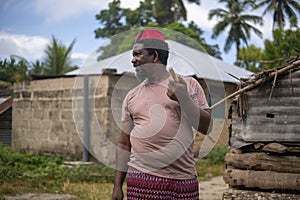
[236,44,264,72]
[44,36,77,75]
[94,1,221,60]
[254,0,300,30]
[94,0,201,39]
[166,22,221,58]
[262,28,300,69]
[94,0,131,39]
[208,0,263,61]
[151,0,201,25]
[29,60,46,76]
[97,22,221,60]
[237,28,300,71]
[0,57,29,83]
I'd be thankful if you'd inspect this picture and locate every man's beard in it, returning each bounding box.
[135,68,148,82]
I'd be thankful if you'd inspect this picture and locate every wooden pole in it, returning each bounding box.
[210,60,300,109]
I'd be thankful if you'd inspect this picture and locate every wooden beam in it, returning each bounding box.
[223,168,300,191]
[225,152,300,173]
[210,59,300,109]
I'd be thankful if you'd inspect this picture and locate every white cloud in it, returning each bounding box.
[0,32,49,61]
[29,0,142,24]
[71,52,88,61]
[185,1,219,30]
[31,0,109,23]
[120,0,140,9]
[0,31,89,64]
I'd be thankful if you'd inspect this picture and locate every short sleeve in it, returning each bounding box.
[186,77,210,110]
[121,91,132,122]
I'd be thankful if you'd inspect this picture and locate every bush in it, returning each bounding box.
[204,145,229,164]
[0,144,114,187]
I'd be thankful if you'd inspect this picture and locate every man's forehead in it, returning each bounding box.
[132,43,144,51]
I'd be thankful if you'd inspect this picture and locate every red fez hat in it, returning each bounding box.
[134,29,165,43]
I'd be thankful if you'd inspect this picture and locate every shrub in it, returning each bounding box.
[204,145,229,164]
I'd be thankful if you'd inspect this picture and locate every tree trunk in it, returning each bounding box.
[223,168,300,191]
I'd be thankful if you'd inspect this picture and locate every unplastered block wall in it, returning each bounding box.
[11,73,234,162]
[11,75,129,162]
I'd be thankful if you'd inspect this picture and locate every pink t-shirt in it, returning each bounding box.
[121,76,209,180]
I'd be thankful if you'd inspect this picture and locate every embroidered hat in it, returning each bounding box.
[134,29,165,43]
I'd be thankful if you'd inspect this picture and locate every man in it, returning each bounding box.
[112,29,212,200]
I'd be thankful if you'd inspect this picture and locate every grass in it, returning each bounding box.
[0,144,229,199]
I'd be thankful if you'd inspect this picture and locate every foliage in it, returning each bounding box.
[94,0,131,39]
[151,0,187,25]
[94,0,221,60]
[0,57,30,83]
[194,146,229,181]
[254,0,300,30]
[209,0,263,61]
[29,60,46,76]
[0,36,78,84]
[236,44,264,72]
[94,0,202,39]
[262,28,300,68]
[239,28,300,71]
[0,144,227,197]
[0,144,114,192]
[166,22,222,58]
[203,145,230,165]
[96,23,221,61]
[44,36,78,75]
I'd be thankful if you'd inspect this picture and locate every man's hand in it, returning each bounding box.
[167,76,212,134]
[167,76,189,102]
[112,186,124,200]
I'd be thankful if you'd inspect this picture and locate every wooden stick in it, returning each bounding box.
[168,66,179,82]
[210,59,300,109]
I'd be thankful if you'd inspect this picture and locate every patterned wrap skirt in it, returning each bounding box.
[127,167,199,200]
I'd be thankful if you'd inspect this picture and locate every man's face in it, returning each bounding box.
[132,43,154,81]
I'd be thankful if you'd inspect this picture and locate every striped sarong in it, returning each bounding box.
[127,167,199,200]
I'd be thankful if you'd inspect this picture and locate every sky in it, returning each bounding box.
[0,0,298,66]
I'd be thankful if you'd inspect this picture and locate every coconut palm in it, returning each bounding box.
[209,0,263,61]
[149,0,201,25]
[44,36,76,75]
[254,0,300,30]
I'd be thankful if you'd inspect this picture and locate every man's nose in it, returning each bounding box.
[131,57,136,65]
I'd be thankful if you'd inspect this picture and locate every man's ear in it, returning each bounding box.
[153,51,159,62]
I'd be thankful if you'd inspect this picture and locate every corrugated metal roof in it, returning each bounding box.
[0,96,12,115]
[67,40,252,83]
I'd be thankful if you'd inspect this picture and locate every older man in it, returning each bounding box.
[112,29,212,200]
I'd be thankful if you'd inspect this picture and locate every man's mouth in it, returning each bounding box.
[133,63,140,68]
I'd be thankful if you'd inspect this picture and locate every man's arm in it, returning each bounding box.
[167,76,212,134]
[112,120,133,200]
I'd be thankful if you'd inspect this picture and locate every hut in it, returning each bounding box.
[222,58,300,199]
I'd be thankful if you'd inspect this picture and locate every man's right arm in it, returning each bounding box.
[112,120,133,200]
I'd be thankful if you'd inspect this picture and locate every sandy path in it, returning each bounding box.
[199,176,228,200]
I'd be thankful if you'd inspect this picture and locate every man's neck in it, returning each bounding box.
[147,66,170,83]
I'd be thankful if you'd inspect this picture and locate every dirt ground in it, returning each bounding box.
[199,175,228,200]
[3,176,228,200]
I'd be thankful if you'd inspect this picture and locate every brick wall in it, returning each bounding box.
[12,74,234,163]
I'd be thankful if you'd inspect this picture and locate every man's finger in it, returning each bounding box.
[168,67,179,82]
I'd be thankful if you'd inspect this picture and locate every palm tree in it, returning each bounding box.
[148,0,201,25]
[208,0,263,61]
[44,36,76,75]
[29,60,46,75]
[254,0,300,30]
